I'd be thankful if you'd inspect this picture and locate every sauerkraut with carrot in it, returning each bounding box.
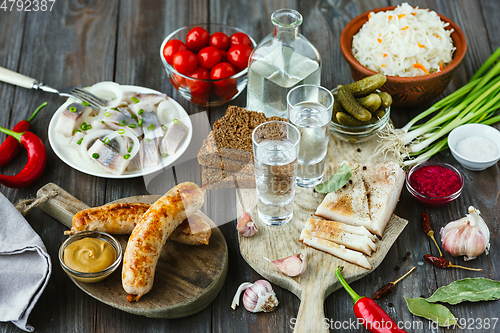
[352,3,455,77]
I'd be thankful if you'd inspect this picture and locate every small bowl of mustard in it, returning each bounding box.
[59,231,122,283]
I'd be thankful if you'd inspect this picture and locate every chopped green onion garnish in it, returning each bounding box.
[103,137,110,145]
[147,124,155,131]
[173,118,180,125]
[123,154,131,160]
[162,153,169,158]
[92,153,99,159]
[104,112,111,117]
[101,120,105,124]
[118,129,125,135]
[112,107,119,111]
[128,146,133,153]
[131,97,140,104]
[77,138,83,145]
[73,129,81,134]
[119,120,127,126]
[81,122,88,130]
[138,109,144,115]
[128,124,137,129]
[69,106,77,113]
[82,101,89,106]
[146,138,150,142]
[161,125,168,131]
[86,124,92,130]
[138,119,143,126]
[131,114,137,120]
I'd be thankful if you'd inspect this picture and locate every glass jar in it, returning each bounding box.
[246,9,321,118]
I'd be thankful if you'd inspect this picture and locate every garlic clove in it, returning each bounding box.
[267,253,307,277]
[237,210,258,237]
[440,206,490,261]
[231,280,279,313]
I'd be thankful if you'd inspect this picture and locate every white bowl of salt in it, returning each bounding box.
[448,124,500,171]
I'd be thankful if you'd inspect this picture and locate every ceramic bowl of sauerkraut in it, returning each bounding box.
[340,3,466,107]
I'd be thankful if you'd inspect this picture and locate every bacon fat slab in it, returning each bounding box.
[122,182,205,302]
[65,203,211,246]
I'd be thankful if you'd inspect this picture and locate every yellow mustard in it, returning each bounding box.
[64,237,115,273]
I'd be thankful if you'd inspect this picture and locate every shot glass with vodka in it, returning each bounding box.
[287,84,333,187]
[252,121,300,226]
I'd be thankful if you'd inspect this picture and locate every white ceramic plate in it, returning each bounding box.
[48,84,192,179]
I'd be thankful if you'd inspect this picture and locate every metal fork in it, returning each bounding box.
[0,66,107,111]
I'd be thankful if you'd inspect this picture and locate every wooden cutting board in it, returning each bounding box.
[236,131,408,333]
[37,183,228,318]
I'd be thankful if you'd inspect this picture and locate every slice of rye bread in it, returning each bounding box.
[202,166,255,189]
[198,131,255,175]
[212,105,285,162]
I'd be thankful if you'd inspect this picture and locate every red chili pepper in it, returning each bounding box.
[423,254,482,271]
[335,266,407,333]
[0,102,46,167]
[372,267,416,300]
[0,126,46,188]
[420,212,443,256]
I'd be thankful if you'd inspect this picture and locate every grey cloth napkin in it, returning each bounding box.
[0,192,52,332]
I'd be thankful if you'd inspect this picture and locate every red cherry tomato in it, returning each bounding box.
[186,67,212,94]
[186,27,209,53]
[230,32,252,47]
[163,39,187,65]
[172,73,188,89]
[209,32,230,51]
[172,50,198,75]
[197,46,222,69]
[210,62,236,87]
[227,44,252,72]
[219,50,227,62]
[214,81,238,101]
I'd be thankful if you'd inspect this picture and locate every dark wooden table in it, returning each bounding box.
[1,0,499,332]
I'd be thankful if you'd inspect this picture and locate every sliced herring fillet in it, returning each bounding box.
[359,162,405,237]
[301,218,377,255]
[301,236,371,270]
[315,169,371,229]
[87,140,129,174]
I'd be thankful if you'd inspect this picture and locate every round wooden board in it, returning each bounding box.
[69,195,228,318]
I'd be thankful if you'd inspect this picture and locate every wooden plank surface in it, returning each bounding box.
[0,0,499,332]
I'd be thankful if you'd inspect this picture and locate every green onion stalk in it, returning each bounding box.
[377,47,500,166]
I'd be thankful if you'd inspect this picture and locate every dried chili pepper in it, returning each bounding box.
[372,266,416,300]
[0,126,46,188]
[0,102,46,167]
[420,212,443,256]
[335,266,408,333]
[423,255,482,271]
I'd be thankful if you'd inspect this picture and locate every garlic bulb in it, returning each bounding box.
[237,211,258,237]
[231,280,279,313]
[440,206,490,261]
[266,253,307,277]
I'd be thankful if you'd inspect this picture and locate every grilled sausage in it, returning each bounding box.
[122,182,205,302]
[66,203,211,246]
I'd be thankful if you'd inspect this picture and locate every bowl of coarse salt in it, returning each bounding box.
[448,124,500,171]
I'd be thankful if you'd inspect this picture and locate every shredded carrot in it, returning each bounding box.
[418,42,425,48]
[401,26,409,30]
[439,61,443,70]
[368,13,372,18]
[411,13,416,16]
[433,33,441,39]
[377,38,382,43]
[381,64,386,67]
[388,15,393,19]
[413,63,430,75]
[383,53,388,58]
[398,14,406,19]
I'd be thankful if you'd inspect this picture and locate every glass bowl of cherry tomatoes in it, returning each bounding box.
[160,24,256,107]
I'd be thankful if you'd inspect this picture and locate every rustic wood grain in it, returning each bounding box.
[1,0,500,332]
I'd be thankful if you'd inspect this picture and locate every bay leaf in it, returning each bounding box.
[426,277,500,305]
[404,297,457,327]
[315,163,352,193]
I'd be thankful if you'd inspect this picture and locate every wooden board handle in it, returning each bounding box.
[293,284,329,333]
[36,183,90,228]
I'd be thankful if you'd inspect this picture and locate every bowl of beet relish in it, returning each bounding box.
[406,161,464,208]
